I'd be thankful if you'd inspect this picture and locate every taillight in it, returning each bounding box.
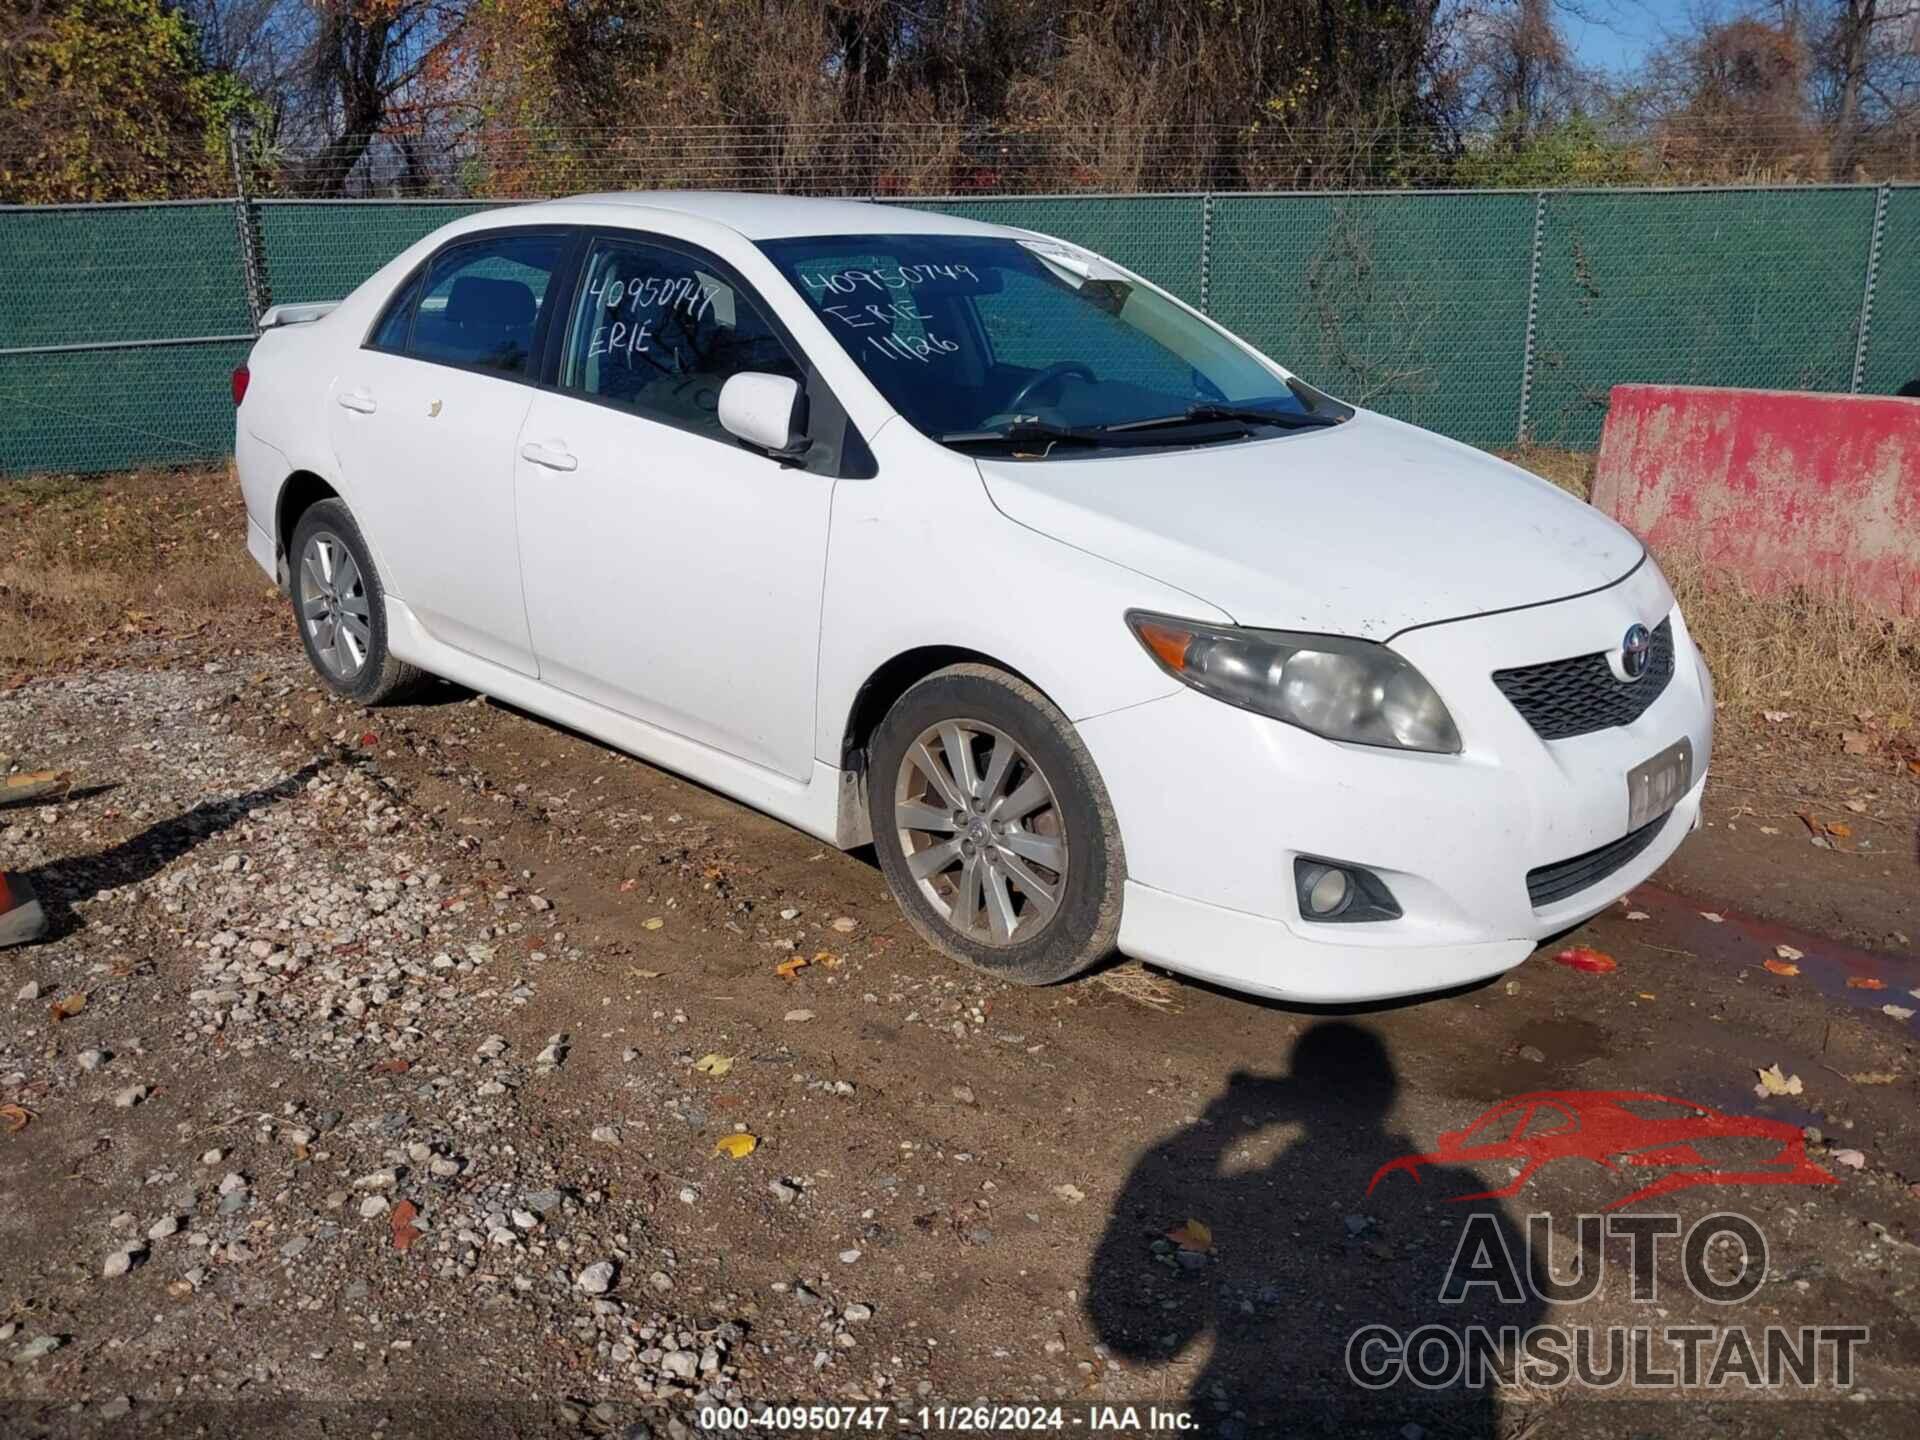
[231,365,250,406]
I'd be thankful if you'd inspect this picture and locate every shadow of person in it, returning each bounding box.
[15,757,334,941]
[1086,1021,1546,1438]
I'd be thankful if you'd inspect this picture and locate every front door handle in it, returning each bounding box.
[519,441,578,472]
[336,390,377,414]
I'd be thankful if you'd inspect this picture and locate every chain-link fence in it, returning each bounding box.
[2,183,1911,475]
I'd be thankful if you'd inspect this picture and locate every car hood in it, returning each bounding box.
[975,412,1644,639]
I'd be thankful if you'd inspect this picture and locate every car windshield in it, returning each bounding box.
[758,233,1347,455]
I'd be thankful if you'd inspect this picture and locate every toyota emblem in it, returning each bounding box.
[1620,623,1653,680]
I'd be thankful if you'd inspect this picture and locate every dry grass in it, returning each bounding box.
[1093,960,1183,1010]
[1663,561,1920,718]
[1499,444,1593,501]
[0,466,280,674]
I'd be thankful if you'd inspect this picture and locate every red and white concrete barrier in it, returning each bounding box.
[1591,384,1920,618]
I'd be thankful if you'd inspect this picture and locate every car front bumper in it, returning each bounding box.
[1077,559,1713,1003]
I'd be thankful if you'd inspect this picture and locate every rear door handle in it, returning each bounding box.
[519,441,578,472]
[336,391,377,414]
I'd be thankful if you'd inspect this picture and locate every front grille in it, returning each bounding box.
[1492,618,1675,740]
[1527,812,1670,909]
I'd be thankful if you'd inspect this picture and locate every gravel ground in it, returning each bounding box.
[3,651,1918,1439]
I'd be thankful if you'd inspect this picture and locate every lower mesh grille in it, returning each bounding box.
[1527,812,1671,909]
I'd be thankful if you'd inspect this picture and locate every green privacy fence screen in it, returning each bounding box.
[1,186,1911,475]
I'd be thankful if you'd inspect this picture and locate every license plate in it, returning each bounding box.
[1627,737,1693,831]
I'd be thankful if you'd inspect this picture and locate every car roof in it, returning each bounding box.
[529,190,1025,242]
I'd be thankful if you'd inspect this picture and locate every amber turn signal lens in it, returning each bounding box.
[1134,619,1193,672]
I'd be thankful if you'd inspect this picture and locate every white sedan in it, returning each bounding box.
[233,192,1711,1003]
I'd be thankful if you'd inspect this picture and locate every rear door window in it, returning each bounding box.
[404,233,568,377]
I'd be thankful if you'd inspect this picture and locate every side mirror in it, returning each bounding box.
[718,372,807,456]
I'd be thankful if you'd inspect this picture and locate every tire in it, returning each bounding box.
[287,498,424,705]
[868,664,1124,984]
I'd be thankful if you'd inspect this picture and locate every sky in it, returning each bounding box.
[1560,0,1691,77]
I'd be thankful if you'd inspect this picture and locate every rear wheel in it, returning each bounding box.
[288,498,423,705]
[869,664,1123,984]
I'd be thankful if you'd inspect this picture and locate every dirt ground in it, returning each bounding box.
[2,469,1918,1439]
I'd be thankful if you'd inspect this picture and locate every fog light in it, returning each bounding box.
[1303,865,1351,917]
[1293,857,1402,924]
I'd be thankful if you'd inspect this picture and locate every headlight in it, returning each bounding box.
[1127,611,1462,754]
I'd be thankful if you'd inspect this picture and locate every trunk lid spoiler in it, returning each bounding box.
[258,301,340,329]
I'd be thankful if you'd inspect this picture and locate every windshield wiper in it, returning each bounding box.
[1108,404,1344,433]
[937,420,1195,451]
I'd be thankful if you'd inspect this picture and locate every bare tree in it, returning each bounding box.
[291,1,472,193]
[1816,0,1920,175]
[1451,0,1588,135]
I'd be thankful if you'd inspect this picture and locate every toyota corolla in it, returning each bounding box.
[233,192,1712,1003]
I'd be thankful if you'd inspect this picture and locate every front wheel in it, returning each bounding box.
[288,498,424,705]
[868,664,1124,984]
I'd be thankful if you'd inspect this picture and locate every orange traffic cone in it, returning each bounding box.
[0,871,46,948]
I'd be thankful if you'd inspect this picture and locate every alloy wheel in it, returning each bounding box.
[893,719,1068,946]
[298,530,372,680]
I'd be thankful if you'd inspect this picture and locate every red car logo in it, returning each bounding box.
[1367,1090,1837,1210]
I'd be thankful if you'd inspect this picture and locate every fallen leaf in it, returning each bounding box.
[784,1009,815,1023]
[1759,825,1780,835]
[1167,1218,1213,1253]
[390,1199,422,1250]
[1844,799,1868,814]
[1847,1072,1900,1085]
[830,917,857,933]
[626,968,664,980]
[694,1053,733,1077]
[0,1103,30,1134]
[1762,958,1800,977]
[642,917,665,931]
[1831,1148,1866,1170]
[1775,944,1804,962]
[774,954,810,979]
[1841,731,1871,756]
[813,950,843,969]
[1552,947,1617,974]
[1884,1005,1916,1022]
[1700,911,1724,924]
[714,1133,758,1159]
[619,878,637,893]
[48,992,87,1022]
[1827,821,1853,839]
[357,731,379,747]
[1846,976,1886,990]
[1761,709,1791,723]
[1754,1063,1804,1098]
[370,1058,411,1075]
[1638,992,1657,1000]
[1626,910,1650,921]
[1053,1183,1087,1204]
